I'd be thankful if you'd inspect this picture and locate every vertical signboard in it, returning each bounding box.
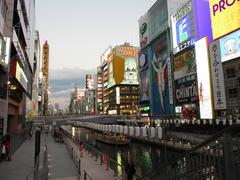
[116,87,120,105]
[139,50,149,102]
[139,13,149,48]
[195,37,214,119]
[209,41,227,110]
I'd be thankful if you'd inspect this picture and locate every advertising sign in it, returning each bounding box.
[174,49,196,80]
[107,61,116,88]
[220,29,240,62]
[150,37,173,116]
[121,58,139,85]
[86,74,94,90]
[116,87,120,105]
[139,50,149,102]
[139,13,149,48]
[171,0,194,49]
[209,41,227,110]
[209,0,240,40]
[175,77,198,105]
[195,37,214,119]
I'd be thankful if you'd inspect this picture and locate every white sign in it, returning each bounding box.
[139,13,149,48]
[209,41,226,110]
[116,87,120,105]
[195,37,214,119]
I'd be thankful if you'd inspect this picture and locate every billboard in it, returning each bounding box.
[175,77,198,105]
[139,13,149,48]
[195,37,214,119]
[121,58,138,85]
[209,0,240,40]
[139,50,149,102]
[209,41,227,110]
[107,61,116,88]
[171,1,194,49]
[219,29,240,62]
[174,49,196,80]
[150,36,173,116]
[86,74,94,90]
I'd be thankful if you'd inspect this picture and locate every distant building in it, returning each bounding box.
[42,41,50,115]
[98,43,140,116]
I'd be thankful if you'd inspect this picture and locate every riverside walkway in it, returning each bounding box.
[0,131,119,180]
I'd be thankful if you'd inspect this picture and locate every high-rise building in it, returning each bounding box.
[42,41,49,115]
[99,43,140,116]
[0,0,36,135]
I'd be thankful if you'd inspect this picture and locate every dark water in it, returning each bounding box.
[70,126,182,177]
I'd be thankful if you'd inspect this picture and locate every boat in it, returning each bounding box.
[95,132,129,145]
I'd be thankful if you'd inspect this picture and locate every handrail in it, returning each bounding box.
[140,124,240,179]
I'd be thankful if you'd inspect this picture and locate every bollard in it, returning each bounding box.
[106,156,109,171]
[100,154,103,165]
[84,171,87,180]
[71,147,73,159]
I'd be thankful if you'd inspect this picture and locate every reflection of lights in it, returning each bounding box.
[117,152,122,176]
[72,127,75,137]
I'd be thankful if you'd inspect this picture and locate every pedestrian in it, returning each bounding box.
[29,129,33,140]
[125,162,135,180]
[1,142,6,161]
[79,141,83,157]
[4,135,11,161]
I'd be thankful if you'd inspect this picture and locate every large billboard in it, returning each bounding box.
[209,0,240,40]
[195,37,214,119]
[139,13,149,48]
[173,49,196,80]
[150,36,173,116]
[219,29,240,62]
[171,0,194,49]
[139,49,149,102]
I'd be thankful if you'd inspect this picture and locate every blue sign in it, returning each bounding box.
[176,15,191,45]
[220,29,240,62]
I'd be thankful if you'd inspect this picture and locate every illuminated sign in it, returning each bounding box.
[171,1,194,49]
[174,49,196,80]
[173,39,195,54]
[143,106,150,111]
[139,13,149,48]
[176,14,191,45]
[209,41,227,110]
[209,0,240,39]
[116,87,120,105]
[195,37,214,119]
[220,29,240,62]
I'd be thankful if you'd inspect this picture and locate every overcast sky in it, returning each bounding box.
[35,0,157,108]
[35,0,156,70]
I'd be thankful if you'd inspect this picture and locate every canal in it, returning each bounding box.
[68,126,183,177]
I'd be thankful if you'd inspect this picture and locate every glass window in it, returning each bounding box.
[226,68,236,78]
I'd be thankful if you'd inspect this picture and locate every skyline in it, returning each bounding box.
[36,0,157,72]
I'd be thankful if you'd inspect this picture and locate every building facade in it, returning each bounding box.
[42,41,49,115]
[98,43,140,116]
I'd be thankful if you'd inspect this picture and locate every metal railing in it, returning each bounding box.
[62,128,136,179]
[64,137,84,180]
[140,125,240,180]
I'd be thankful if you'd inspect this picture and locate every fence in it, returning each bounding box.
[62,128,136,179]
[140,125,240,180]
[10,130,28,155]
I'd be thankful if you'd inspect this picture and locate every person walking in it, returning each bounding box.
[125,162,136,180]
[79,141,83,157]
[29,129,33,140]
[1,142,6,161]
[4,136,11,161]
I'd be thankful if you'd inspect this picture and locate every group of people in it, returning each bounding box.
[0,135,11,162]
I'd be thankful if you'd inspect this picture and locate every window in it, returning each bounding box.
[226,68,236,78]
[229,88,238,98]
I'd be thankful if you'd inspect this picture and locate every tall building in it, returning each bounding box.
[42,41,49,115]
[0,0,36,135]
[0,0,11,140]
[26,30,41,118]
[99,43,140,116]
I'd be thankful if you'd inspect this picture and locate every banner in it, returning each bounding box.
[139,13,149,48]
[139,50,149,102]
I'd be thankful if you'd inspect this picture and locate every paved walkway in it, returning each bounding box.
[65,137,121,180]
[0,133,45,180]
[47,135,78,179]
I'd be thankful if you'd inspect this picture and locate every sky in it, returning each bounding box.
[35,0,157,108]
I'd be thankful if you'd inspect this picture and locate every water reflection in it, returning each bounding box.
[71,126,182,176]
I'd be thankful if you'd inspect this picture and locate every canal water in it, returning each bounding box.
[68,126,183,177]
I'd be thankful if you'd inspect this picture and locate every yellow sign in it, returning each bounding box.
[209,0,240,40]
[16,62,21,81]
[113,55,124,84]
